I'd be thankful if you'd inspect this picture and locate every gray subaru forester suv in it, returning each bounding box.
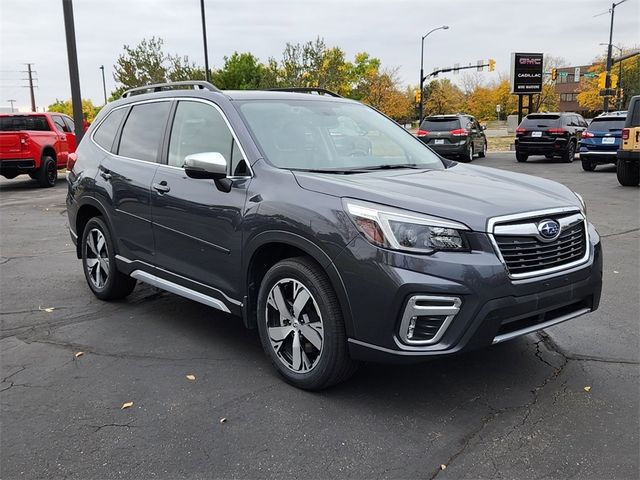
[66,81,602,390]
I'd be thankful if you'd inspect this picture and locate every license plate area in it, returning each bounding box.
[601,137,615,144]
[434,139,445,145]
[532,131,542,138]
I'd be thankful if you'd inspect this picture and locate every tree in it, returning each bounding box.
[212,52,265,89]
[48,99,100,122]
[359,68,412,121]
[423,79,465,115]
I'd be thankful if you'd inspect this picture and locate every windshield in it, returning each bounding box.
[420,118,460,131]
[520,115,560,128]
[236,100,444,172]
[588,117,626,132]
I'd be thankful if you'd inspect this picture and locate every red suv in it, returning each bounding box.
[0,112,78,187]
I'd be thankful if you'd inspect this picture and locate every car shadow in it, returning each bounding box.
[0,171,67,192]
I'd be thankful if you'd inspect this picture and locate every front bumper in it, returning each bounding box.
[335,224,602,363]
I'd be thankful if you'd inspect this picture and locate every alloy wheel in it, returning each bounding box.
[85,228,110,289]
[265,278,324,373]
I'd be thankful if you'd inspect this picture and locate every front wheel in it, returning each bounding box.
[257,257,358,390]
[617,160,639,186]
[81,217,137,300]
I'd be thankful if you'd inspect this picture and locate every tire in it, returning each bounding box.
[478,141,487,158]
[28,172,38,180]
[617,160,639,187]
[257,257,358,390]
[562,142,576,163]
[459,143,474,163]
[545,153,554,159]
[81,217,137,300]
[37,156,57,188]
[516,151,528,163]
[581,158,596,172]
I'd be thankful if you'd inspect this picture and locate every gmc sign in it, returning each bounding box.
[510,52,544,94]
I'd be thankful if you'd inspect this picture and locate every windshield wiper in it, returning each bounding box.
[357,164,426,171]
[303,168,369,174]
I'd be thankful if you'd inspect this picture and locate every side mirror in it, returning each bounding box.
[184,152,227,180]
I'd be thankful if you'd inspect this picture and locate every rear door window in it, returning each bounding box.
[420,118,460,131]
[118,102,171,162]
[52,115,69,133]
[62,116,75,133]
[93,107,127,152]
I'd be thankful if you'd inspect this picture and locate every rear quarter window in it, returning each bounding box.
[520,115,560,128]
[588,118,626,132]
[0,115,50,131]
[420,118,460,131]
[93,108,127,152]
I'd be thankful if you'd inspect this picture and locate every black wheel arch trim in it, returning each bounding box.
[242,230,355,337]
[72,195,117,259]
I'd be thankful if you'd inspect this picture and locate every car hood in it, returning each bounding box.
[292,163,581,232]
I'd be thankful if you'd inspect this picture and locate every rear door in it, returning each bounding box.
[62,116,77,153]
[150,99,251,306]
[418,117,460,146]
[97,100,171,265]
[582,117,626,152]
[517,114,561,145]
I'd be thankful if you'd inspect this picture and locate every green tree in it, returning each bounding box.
[48,98,100,122]
[211,52,265,90]
[423,79,465,115]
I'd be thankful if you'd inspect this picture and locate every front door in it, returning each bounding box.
[150,99,251,308]
[51,115,70,165]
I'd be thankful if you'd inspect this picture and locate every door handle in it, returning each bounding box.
[152,181,170,193]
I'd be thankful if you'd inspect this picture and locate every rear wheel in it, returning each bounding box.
[28,172,38,180]
[257,257,358,390]
[478,141,487,158]
[459,143,474,163]
[545,153,554,159]
[516,151,528,163]
[617,160,639,186]
[81,217,137,300]
[562,142,576,163]
[37,156,57,188]
[581,158,597,172]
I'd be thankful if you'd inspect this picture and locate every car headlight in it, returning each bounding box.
[574,191,587,216]
[343,199,470,253]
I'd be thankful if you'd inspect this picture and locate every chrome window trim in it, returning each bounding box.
[90,97,253,178]
[487,207,590,280]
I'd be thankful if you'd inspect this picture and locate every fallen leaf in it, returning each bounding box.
[583,386,591,392]
[38,306,55,313]
[74,351,84,358]
[121,401,134,409]
[186,374,196,381]
[219,417,227,423]
[613,270,619,274]
[440,464,447,470]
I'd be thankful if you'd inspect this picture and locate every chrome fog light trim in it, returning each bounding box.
[399,295,462,345]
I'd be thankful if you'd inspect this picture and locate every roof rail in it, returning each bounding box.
[121,81,221,98]
[267,87,342,98]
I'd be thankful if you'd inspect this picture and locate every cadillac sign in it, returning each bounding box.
[510,53,543,94]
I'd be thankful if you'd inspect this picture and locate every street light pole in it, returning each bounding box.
[99,65,107,105]
[200,0,211,82]
[603,0,628,112]
[62,0,84,143]
[419,25,449,124]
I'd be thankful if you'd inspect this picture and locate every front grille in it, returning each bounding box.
[494,217,587,276]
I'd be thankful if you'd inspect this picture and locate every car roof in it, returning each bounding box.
[595,111,627,118]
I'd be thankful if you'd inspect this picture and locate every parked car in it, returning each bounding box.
[416,114,487,162]
[579,111,626,171]
[67,81,602,390]
[617,95,640,186]
[0,112,77,187]
[515,112,587,163]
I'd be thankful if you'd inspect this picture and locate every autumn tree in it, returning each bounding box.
[423,79,465,115]
[48,99,100,122]
[359,68,412,121]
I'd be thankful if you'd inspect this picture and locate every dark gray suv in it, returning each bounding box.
[417,114,487,161]
[66,81,602,390]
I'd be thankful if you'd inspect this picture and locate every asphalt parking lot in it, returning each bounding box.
[1,152,638,480]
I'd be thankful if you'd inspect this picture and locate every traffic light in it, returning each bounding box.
[598,72,607,89]
[551,68,557,81]
[488,58,496,72]
[415,90,421,104]
[610,74,618,89]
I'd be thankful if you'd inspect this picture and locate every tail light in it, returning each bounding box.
[581,131,594,138]
[19,134,29,151]
[450,128,468,137]
[416,129,429,137]
[621,128,630,140]
[515,128,526,135]
[67,153,78,171]
[548,128,566,135]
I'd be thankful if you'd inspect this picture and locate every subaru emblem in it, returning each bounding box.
[537,219,560,240]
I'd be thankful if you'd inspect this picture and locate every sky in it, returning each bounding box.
[1,0,639,112]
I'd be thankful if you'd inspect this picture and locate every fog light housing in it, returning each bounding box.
[399,295,461,345]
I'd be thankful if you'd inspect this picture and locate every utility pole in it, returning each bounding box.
[200,0,211,82]
[62,0,85,142]
[25,63,36,112]
[99,65,107,104]
[8,100,16,112]
[418,25,449,124]
[603,0,628,112]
